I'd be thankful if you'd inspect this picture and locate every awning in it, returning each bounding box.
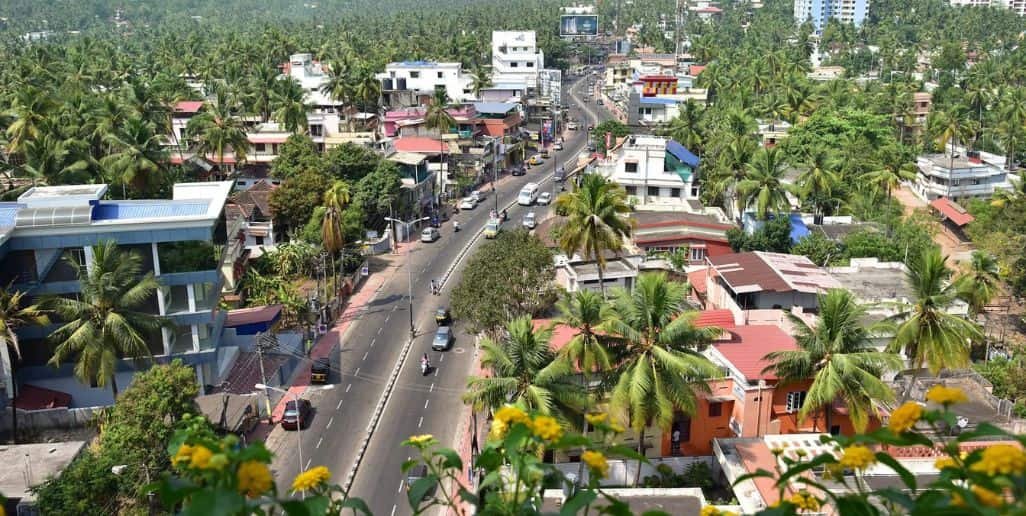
[666,140,700,168]
[930,197,974,226]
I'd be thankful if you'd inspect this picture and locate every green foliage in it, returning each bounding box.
[781,108,896,164]
[966,195,1026,297]
[158,241,217,274]
[791,232,841,266]
[726,216,792,253]
[451,230,558,334]
[270,135,325,180]
[643,462,714,489]
[325,142,381,182]
[351,161,402,231]
[840,217,936,266]
[269,169,330,232]
[974,354,1026,413]
[590,120,631,154]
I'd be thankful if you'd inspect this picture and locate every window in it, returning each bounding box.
[670,187,681,198]
[679,418,691,442]
[309,125,323,137]
[409,71,420,78]
[255,143,266,152]
[786,391,807,413]
[526,62,534,68]
[625,185,637,196]
[647,186,660,197]
[625,161,639,173]
[709,402,723,417]
[437,71,444,78]
[690,247,706,261]
[511,62,519,68]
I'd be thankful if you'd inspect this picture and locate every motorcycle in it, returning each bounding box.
[453,221,460,232]
[421,360,430,375]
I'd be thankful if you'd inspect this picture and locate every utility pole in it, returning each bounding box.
[492,136,500,214]
[256,332,278,422]
[385,216,429,340]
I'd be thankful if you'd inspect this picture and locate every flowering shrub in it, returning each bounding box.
[745,386,1026,515]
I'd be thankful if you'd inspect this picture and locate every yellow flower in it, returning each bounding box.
[489,419,509,440]
[407,434,434,446]
[189,445,216,470]
[172,443,194,467]
[531,415,563,441]
[970,444,1026,476]
[926,385,967,406]
[581,450,609,478]
[608,422,625,433]
[494,405,529,426]
[788,491,821,512]
[237,460,273,498]
[700,506,737,516]
[291,466,332,492]
[888,402,923,433]
[585,413,608,426]
[971,486,1004,508]
[935,456,958,470]
[838,445,877,471]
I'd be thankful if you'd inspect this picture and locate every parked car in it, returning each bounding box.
[471,189,487,203]
[554,141,564,151]
[310,357,330,384]
[511,165,526,176]
[529,154,544,166]
[281,398,312,430]
[522,212,537,230]
[567,122,578,130]
[432,326,454,351]
[459,197,477,210]
[421,227,440,242]
[435,308,451,325]
[537,192,552,205]
[406,464,435,499]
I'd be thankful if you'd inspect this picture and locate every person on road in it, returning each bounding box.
[429,279,437,295]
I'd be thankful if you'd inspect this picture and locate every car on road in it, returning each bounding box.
[511,165,526,176]
[537,192,552,205]
[459,197,477,210]
[406,464,435,499]
[522,212,536,230]
[432,326,454,351]
[420,227,440,242]
[554,141,564,151]
[483,218,501,239]
[553,167,566,182]
[471,189,487,204]
[528,154,544,166]
[567,122,578,130]
[435,308,451,325]
[281,398,312,430]
[310,357,330,384]
[540,148,550,158]
[587,125,594,131]
[587,142,596,152]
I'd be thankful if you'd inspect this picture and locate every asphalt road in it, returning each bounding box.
[269,73,613,515]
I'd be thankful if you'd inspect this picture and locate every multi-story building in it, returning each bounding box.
[950,0,1026,15]
[594,136,702,208]
[491,31,545,90]
[794,0,869,33]
[914,149,1013,202]
[376,61,475,104]
[0,182,234,408]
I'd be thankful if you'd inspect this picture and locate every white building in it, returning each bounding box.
[491,31,546,90]
[914,149,1013,202]
[286,53,337,107]
[950,0,1026,14]
[376,61,475,103]
[594,136,702,208]
[794,0,869,33]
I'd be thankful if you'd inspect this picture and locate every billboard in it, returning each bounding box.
[560,15,598,37]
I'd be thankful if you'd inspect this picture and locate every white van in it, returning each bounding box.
[518,183,540,206]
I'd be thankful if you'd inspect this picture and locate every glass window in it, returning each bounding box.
[409,71,420,78]
[671,188,681,198]
[437,71,444,78]
[255,143,266,152]
[171,325,195,354]
[690,247,706,261]
[647,186,660,197]
[709,402,722,417]
[786,391,807,413]
[193,282,217,311]
[625,186,637,196]
[625,162,639,173]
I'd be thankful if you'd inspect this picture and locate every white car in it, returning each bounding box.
[537,192,552,205]
[421,227,440,242]
[522,212,537,230]
[567,122,579,130]
[459,197,477,210]
[554,141,564,151]
[471,189,487,203]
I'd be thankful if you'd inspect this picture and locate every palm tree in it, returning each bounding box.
[463,316,582,422]
[4,86,54,154]
[796,147,841,219]
[738,147,792,220]
[469,66,493,99]
[100,117,168,198]
[888,249,984,400]
[553,174,633,298]
[48,241,166,400]
[958,251,1001,317]
[353,71,382,125]
[763,289,903,433]
[0,288,48,443]
[321,180,351,293]
[17,134,92,186]
[424,89,456,200]
[187,102,248,178]
[865,147,917,199]
[270,78,311,134]
[663,100,705,155]
[321,59,355,130]
[600,273,720,486]
[929,108,968,168]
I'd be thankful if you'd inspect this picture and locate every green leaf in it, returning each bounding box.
[457,486,479,505]
[875,452,917,491]
[407,475,438,509]
[181,489,245,516]
[340,497,373,515]
[833,495,880,516]
[872,488,915,511]
[401,459,418,473]
[776,455,835,485]
[560,490,597,516]
[606,444,647,462]
[639,511,671,516]
[434,448,463,471]
[475,448,503,471]
[731,468,777,487]
[280,496,330,516]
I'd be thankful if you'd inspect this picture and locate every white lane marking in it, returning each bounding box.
[316,437,323,449]
[392,304,398,312]
[378,327,383,335]
[362,351,369,361]
[439,354,445,362]
[429,383,435,392]
[418,416,424,428]
[434,368,439,377]
[327,417,334,429]
[346,384,352,393]
[424,399,430,409]
[397,480,405,493]
[385,314,390,323]
[391,505,398,516]
[355,367,360,377]
[337,399,343,410]
[305,459,312,470]
[370,338,376,347]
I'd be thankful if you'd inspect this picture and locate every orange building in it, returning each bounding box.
[638,75,678,96]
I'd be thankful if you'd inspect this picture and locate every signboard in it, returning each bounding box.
[542,120,553,142]
[560,15,598,36]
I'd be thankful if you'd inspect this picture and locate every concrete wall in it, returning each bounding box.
[553,457,714,487]
[0,405,104,432]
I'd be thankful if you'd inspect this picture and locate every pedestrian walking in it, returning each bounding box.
[430,279,437,295]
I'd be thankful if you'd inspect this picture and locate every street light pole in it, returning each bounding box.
[492,136,500,214]
[385,216,429,339]
[256,383,305,499]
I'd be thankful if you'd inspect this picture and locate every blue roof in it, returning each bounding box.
[0,204,20,226]
[639,97,677,105]
[92,201,209,221]
[666,140,700,169]
[789,213,810,243]
[473,102,518,114]
[398,60,439,67]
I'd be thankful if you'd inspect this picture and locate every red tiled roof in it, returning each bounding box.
[394,137,449,154]
[174,101,204,114]
[694,6,723,12]
[15,384,72,410]
[713,325,797,381]
[733,439,785,507]
[225,304,283,328]
[930,197,974,227]
[533,318,577,353]
[688,267,713,295]
[708,251,841,295]
[689,64,707,76]
[639,75,677,82]
[694,309,735,329]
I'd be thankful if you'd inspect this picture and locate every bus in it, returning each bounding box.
[518,183,540,206]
